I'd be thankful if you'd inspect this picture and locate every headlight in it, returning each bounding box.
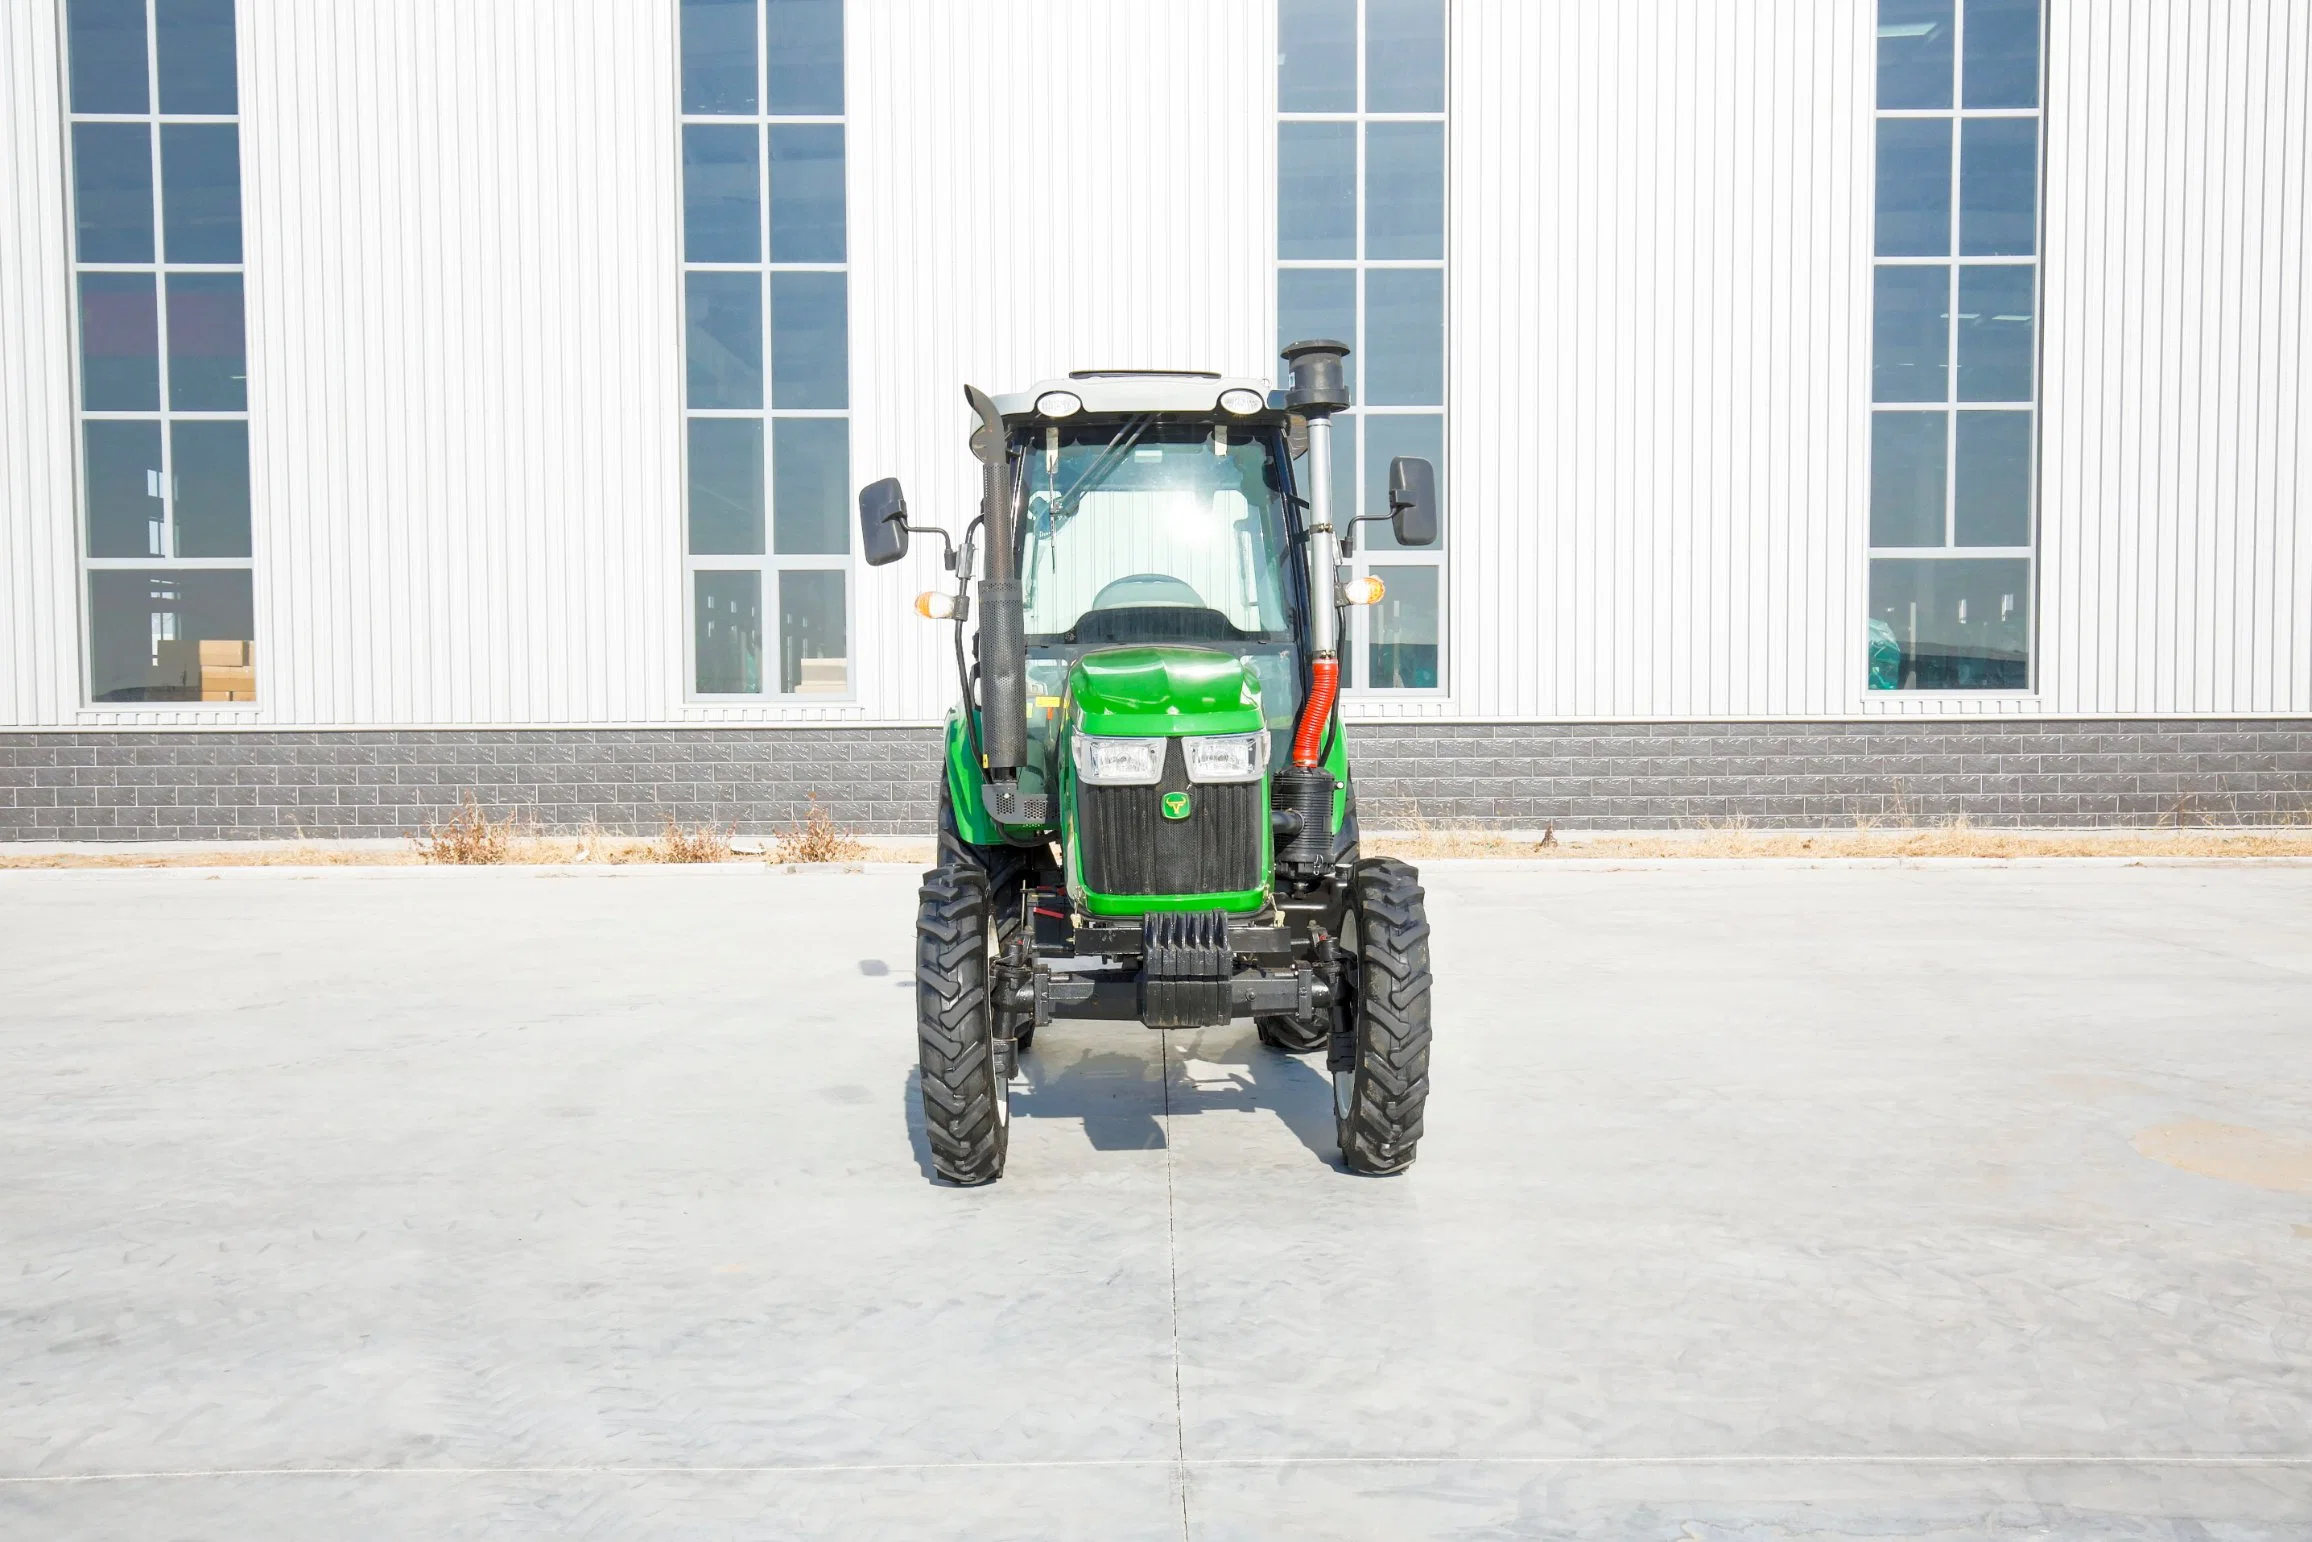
[1217,387,1265,416]
[1035,390,1084,418]
[1182,730,1268,784]
[1071,734,1165,786]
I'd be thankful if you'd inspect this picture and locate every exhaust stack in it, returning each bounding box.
[1276,339,1352,874]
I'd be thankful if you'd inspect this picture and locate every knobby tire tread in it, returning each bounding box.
[916,863,1008,1185]
[1335,857,1432,1175]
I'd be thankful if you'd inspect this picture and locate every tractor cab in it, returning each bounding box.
[854,345,1439,1185]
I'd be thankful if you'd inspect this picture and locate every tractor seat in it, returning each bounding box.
[1090,573,1206,611]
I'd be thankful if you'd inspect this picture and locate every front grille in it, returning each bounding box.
[1079,739,1262,897]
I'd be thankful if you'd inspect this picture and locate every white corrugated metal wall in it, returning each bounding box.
[0,0,2304,729]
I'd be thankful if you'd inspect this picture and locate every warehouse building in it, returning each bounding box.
[1,0,2307,839]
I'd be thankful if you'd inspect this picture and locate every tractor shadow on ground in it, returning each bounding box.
[900,1023,1339,1183]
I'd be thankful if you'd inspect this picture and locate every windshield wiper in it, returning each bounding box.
[1051,414,1155,525]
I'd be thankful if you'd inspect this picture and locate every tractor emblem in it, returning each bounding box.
[1161,791,1193,820]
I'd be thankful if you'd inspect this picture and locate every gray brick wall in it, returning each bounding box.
[2,720,2308,841]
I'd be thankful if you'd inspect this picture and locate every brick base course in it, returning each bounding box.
[2,720,2308,841]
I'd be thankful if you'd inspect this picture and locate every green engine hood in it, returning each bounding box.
[1067,646,1266,738]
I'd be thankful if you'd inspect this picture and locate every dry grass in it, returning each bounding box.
[0,844,422,871]
[413,795,528,864]
[769,796,868,865]
[653,818,735,864]
[1365,821,2312,862]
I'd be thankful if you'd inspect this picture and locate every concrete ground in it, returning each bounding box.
[1,861,2308,1540]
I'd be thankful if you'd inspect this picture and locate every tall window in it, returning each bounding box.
[678,0,851,699]
[1276,0,1447,695]
[65,0,254,705]
[1868,0,2042,691]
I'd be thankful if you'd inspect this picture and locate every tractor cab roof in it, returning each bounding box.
[992,370,1284,422]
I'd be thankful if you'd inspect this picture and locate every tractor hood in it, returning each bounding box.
[1068,647,1266,739]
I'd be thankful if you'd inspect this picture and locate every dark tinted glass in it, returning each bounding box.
[1874,117,1950,257]
[87,568,255,702]
[1956,264,2034,401]
[160,123,241,263]
[683,124,760,263]
[78,272,160,411]
[766,0,843,115]
[155,0,237,114]
[770,271,847,409]
[1366,0,1446,112]
[72,123,154,263]
[686,271,763,409]
[1278,266,1355,362]
[1367,564,1439,689]
[1869,411,1946,546]
[84,419,165,558]
[1954,411,2032,545]
[694,570,763,693]
[1877,0,1953,109]
[165,272,246,409]
[1961,118,2037,256]
[1278,0,1354,112]
[1868,556,2029,688]
[1365,122,1444,260]
[1361,412,1442,550]
[1872,265,1948,403]
[768,124,845,262]
[779,570,847,694]
[67,0,148,115]
[171,419,251,557]
[1278,121,1355,260]
[1963,0,2040,108]
[1365,268,1443,405]
[773,417,849,554]
[681,0,757,114]
[688,417,764,554]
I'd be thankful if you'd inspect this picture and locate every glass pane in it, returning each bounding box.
[682,124,760,263]
[1960,117,2037,256]
[1278,266,1355,361]
[166,272,246,410]
[766,0,843,115]
[1367,564,1439,690]
[78,272,160,411]
[1869,410,1947,547]
[1954,410,2032,545]
[1365,268,1443,405]
[172,419,251,557]
[773,417,849,554]
[1366,0,1446,113]
[160,123,241,264]
[72,123,154,264]
[768,124,845,263]
[680,0,756,115]
[67,0,148,115]
[1278,0,1355,112]
[84,420,165,559]
[770,270,847,409]
[155,0,237,115]
[87,568,255,703]
[1964,0,2040,108]
[693,570,763,694]
[1874,118,1950,258]
[780,569,847,694]
[1278,122,1355,261]
[1956,264,2034,401]
[688,417,764,554]
[1361,412,1442,551]
[1872,264,1948,403]
[685,271,763,409]
[1365,122,1443,261]
[1868,556,2030,689]
[1877,0,1953,110]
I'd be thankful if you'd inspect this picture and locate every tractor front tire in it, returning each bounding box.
[1255,1013,1329,1053]
[916,864,1009,1185]
[1330,858,1432,1175]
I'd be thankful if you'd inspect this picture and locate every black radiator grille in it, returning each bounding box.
[1079,740,1262,897]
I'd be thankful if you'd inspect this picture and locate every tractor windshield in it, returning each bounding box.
[1016,419,1296,647]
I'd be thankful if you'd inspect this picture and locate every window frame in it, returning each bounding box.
[62,0,257,711]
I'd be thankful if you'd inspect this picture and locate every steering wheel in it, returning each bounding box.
[1091,574,1206,610]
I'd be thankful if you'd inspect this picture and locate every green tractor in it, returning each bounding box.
[856,341,1436,1184]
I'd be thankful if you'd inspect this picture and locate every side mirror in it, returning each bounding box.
[857,477,910,567]
[1387,456,1439,547]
